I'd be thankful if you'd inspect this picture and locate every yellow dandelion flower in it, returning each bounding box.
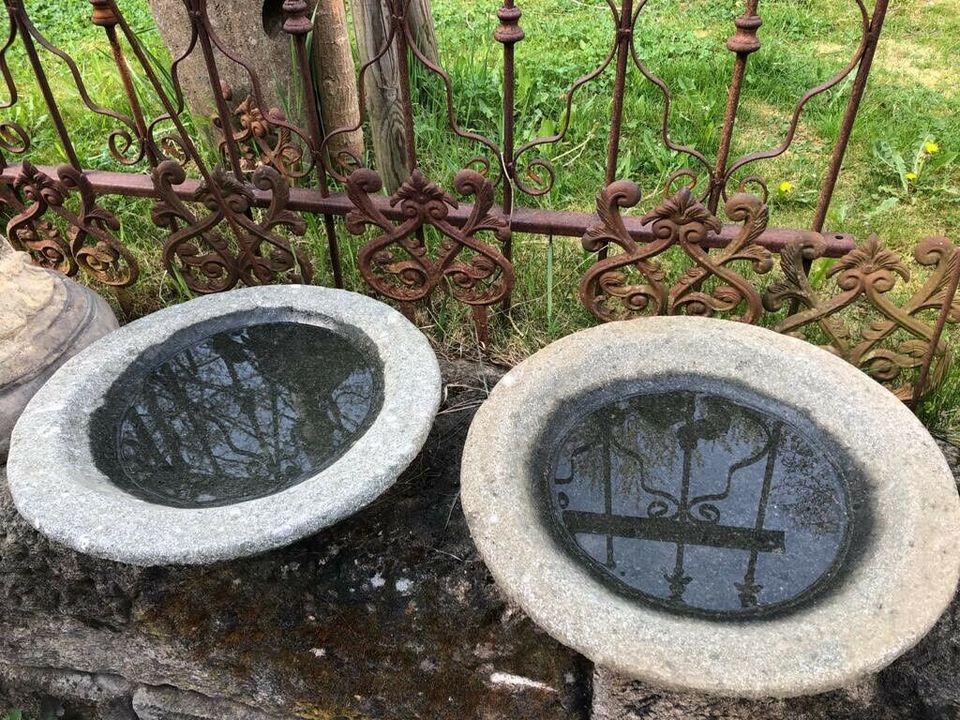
[778,181,794,194]
[906,171,919,182]
[924,141,940,155]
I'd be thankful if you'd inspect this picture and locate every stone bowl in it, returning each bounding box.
[0,242,118,461]
[7,286,441,566]
[460,317,960,698]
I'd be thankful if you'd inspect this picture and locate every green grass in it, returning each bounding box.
[3,0,959,436]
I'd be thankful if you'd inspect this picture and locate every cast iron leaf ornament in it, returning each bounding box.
[6,162,138,286]
[151,160,311,294]
[644,186,723,243]
[4,163,74,276]
[213,91,306,178]
[61,165,139,287]
[580,184,773,322]
[346,168,513,308]
[766,235,960,400]
[580,180,670,320]
[669,191,773,321]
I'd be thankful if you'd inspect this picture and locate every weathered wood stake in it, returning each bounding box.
[311,0,364,169]
[351,0,439,192]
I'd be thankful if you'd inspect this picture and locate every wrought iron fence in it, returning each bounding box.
[1,0,958,407]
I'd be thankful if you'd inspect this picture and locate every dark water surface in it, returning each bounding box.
[543,388,858,619]
[92,322,383,508]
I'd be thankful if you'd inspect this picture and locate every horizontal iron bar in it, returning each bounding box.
[0,165,856,257]
[562,510,786,553]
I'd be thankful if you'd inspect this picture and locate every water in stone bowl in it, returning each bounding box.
[461,316,960,698]
[91,321,383,509]
[543,385,863,620]
[7,286,441,566]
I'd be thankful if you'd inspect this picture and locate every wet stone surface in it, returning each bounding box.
[90,322,383,508]
[2,359,959,719]
[542,388,859,618]
[0,360,589,720]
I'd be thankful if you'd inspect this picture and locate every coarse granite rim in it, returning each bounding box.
[460,316,960,698]
[7,285,442,566]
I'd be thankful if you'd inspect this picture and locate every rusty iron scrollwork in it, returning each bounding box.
[765,235,960,401]
[580,183,773,322]
[346,168,513,309]
[1,179,73,276]
[5,162,138,286]
[150,160,312,294]
[213,89,306,178]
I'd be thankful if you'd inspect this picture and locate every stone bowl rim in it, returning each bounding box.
[7,285,441,566]
[460,316,960,698]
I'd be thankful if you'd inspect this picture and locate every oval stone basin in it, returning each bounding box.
[461,317,960,697]
[8,286,441,566]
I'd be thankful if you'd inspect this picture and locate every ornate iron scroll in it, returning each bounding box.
[765,235,960,402]
[2,0,952,408]
[5,162,138,286]
[213,89,306,179]
[580,183,773,322]
[150,160,312,294]
[346,168,512,310]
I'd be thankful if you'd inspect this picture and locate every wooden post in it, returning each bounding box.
[352,0,439,192]
[407,0,439,64]
[311,0,364,169]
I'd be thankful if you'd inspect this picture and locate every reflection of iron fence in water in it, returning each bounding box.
[553,396,849,614]
[0,0,957,404]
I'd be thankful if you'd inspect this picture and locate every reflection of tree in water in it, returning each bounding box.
[114,323,381,507]
[773,432,846,534]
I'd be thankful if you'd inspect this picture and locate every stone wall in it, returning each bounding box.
[1,362,958,719]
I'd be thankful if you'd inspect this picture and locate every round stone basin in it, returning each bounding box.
[461,317,960,698]
[7,286,441,566]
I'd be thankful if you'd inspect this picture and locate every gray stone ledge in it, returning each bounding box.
[0,359,589,720]
[132,686,291,720]
[3,356,959,719]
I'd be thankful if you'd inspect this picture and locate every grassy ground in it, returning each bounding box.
[3,0,959,436]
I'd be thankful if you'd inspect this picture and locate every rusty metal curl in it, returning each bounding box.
[765,235,960,402]
[151,160,311,294]
[580,182,774,322]
[347,167,512,307]
[6,162,138,286]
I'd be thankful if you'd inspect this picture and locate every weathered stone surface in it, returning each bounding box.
[8,286,441,566]
[0,360,589,719]
[0,666,136,720]
[146,0,312,131]
[874,439,960,720]
[0,240,118,460]
[590,438,960,720]
[3,348,958,719]
[132,686,286,720]
[461,317,960,697]
[591,670,915,720]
